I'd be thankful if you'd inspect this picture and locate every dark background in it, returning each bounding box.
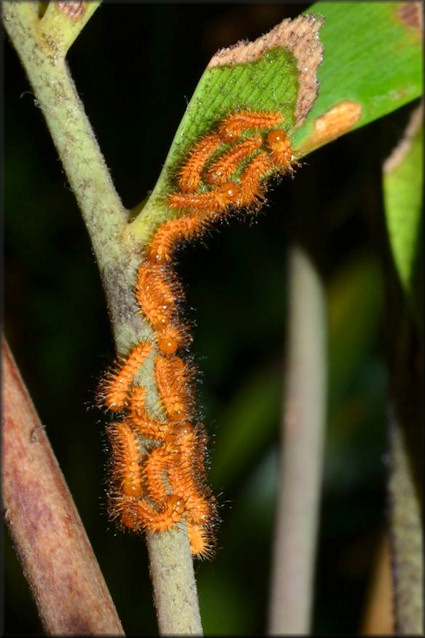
[4,3,415,634]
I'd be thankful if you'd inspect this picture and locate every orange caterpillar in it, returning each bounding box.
[111,493,184,533]
[187,521,216,559]
[142,445,176,503]
[218,110,284,142]
[107,421,143,497]
[267,129,299,172]
[135,262,177,327]
[178,132,223,193]
[134,494,185,533]
[237,151,274,208]
[205,135,263,186]
[167,424,214,526]
[100,342,152,411]
[169,181,241,214]
[101,109,298,559]
[127,386,171,442]
[147,214,211,265]
[155,354,195,422]
[135,262,187,355]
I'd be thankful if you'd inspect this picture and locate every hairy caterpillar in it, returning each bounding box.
[142,445,176,504]
[100,109,297,558]
[187,521,216,559]
[267,129,299,172]
[218,110,285,142]
[169,181,241,214]
[155,355,195,423]
[205,135,264,186]
[135,263,187,355]
[107,421,143,497]
[127,386,172,442]
[99,342,152,411]
[147,214,211,265]
[178,132,223,193]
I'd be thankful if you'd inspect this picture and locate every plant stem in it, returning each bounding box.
[2,1,130,335]
[388,409,423,633]
[268,244,327,634]
[3,3,203,633]
[146,528,203,634]
[2,337,125,636]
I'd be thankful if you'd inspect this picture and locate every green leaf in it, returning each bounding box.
[383,105,423,316]
[128,14,324,243]
[210,371,280,488]
[297,1,423,152]
[327,252,385,406]
[130,2,422,246]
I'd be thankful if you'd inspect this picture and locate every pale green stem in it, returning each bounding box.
[38,1,102,56]
[268,244,327,634]
[3,2,202,633]
[3,2,126,268]
[146,527,203,634]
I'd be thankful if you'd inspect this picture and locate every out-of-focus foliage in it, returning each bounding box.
[383,108,423,321]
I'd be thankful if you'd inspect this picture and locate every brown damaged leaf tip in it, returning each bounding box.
[208,14,325,128]
[397,2,423,35]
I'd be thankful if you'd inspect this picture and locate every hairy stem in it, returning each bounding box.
[268,244,327,634]
[2,2,126,272]
[146,528,203,634]
[2,337,124,636]
[3,3,202,633]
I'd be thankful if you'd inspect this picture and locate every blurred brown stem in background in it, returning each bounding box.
[2,336,124,636]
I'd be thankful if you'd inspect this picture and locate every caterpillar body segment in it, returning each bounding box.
[218,110,285,143]
[100,342,152,412]
[178,133,223,193]
[205,135,263,186]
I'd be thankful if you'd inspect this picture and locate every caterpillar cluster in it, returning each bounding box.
[99,110,298,559]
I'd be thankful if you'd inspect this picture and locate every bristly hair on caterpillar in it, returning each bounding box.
[106,421,143,497]
[100,109,298,560]
[205,134,264,186]
[155,354,196,423]
[218,110,285,142]
[178,132,223,194]
[98,342,152,412]
[147,213,214,265]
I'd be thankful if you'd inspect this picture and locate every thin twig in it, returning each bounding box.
[2,336,125,636]
[268,244,327,634]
